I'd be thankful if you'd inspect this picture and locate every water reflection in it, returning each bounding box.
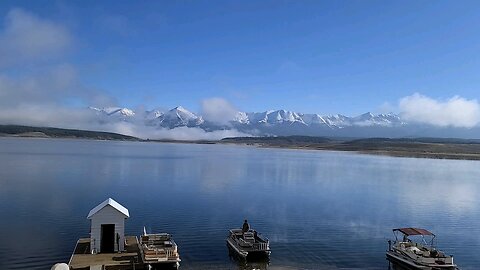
[228,252,270,270]
[387,259,416,270]
[0,138,479,269]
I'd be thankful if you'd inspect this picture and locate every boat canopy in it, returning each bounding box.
[393,228,435,236]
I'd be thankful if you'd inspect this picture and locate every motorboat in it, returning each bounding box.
[386,228,457,270]
[140,227,181,269]
[226,228,271,259]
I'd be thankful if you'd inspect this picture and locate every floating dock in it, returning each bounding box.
[59,198,180,270]
[68,236,144,270]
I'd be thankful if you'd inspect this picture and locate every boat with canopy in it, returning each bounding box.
[386,228,457,269]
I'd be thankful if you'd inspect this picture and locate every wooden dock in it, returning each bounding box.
[69,236,144,270]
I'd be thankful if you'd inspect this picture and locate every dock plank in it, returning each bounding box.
[69,236,143,270]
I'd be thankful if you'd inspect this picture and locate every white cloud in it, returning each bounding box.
[0,104,96,128]
[0,8,71,67]
[0,8,118,108]
[0,8,83,107]
[0,64,79,106]
[201,97,239,125]
[377,101,396,114]
[0,9,249,141]
[119,125,250,141]
[399,93,480,128]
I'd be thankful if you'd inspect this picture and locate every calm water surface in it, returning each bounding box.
[0,138,479,270]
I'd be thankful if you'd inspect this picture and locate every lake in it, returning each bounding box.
[0,138,478,270]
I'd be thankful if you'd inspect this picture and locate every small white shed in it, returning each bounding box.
[87,198,130,253]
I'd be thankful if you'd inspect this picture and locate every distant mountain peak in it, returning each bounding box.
[88,105,408,136]
[172,105,187,111]
[90,106,135,118]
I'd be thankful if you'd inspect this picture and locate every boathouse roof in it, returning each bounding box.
[87,198,130,219]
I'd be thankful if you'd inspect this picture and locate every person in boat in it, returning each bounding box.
[242,219,250,232]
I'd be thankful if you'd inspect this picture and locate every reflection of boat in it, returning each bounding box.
[388,260,410,270]
[226,228,271,259]
[386,228,457,270]
[228,250,270,270]
[140,227,181,269]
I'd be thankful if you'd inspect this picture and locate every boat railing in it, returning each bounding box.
[253,242,269,251]
[144,245,178,258]
[166,248,178,258]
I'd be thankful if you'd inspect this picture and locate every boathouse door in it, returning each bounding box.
[101,224,115,253]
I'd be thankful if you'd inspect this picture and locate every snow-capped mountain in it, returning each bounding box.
[352,112,402,127]
[233,112,249,124]
[90,107,135,117]
[246,110,305,125]
[90,106,135,122]
[145,109,163,120]
[154,106,204,128]
[88,106,407,137]
[91,106,204,129]
[236,110,403,128]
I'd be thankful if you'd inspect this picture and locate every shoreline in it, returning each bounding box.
[217,138,480,161]
[2,124,480,161]
[221,143,480,161]
[3,134,480,161]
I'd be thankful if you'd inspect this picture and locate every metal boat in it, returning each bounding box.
[140,227,181,269]
[386,228,457,270]
[226,228,271,259]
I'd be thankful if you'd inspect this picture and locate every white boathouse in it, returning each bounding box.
[87,198,130,253]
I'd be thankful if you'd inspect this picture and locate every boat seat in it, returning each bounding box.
[239,238,253,247]
[234,231,244,237]
[243,232,255,243]
[407,246,422,255]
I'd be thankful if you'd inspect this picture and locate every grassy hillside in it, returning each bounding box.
[0,125,138,141]
[221,136,480,160]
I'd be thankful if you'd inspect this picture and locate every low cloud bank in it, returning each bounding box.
[399,93,480,128]
[110,124,250,141]
[0,105,250,140]
[0,105,94,128]
[201,97,239,125]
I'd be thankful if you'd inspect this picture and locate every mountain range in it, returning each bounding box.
[90,106,403,130]
[89,106,480,139]
[85,105,478,139]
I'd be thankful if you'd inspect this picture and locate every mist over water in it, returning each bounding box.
[0,138,478,270]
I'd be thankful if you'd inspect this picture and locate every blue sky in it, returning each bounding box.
[1,0,480,115]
